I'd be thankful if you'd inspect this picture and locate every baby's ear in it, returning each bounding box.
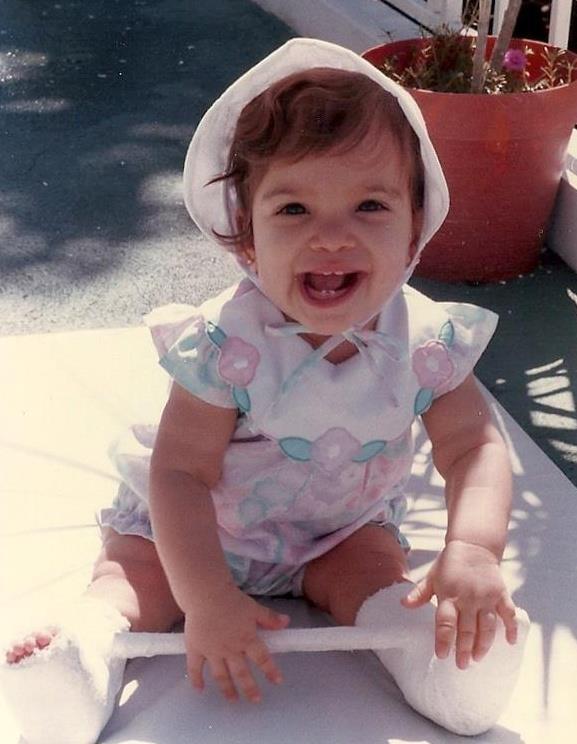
[234,210,257,270]
[240,243,257,271]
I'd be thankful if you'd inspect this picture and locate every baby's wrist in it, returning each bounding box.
[178,577,239,616]
[444,537,502,563]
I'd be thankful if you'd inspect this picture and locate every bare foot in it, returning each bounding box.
[5,629,57,664]
[0,600,130,744]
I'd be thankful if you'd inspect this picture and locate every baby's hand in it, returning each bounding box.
[401,540,518,669]
[184,587,290,703]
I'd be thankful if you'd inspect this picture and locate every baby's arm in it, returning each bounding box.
[403,374,518,668]
[149,383,289,702]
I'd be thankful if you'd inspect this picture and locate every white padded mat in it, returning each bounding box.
[1,326,577,743]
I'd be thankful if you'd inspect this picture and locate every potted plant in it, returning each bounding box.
[363,0,577,282]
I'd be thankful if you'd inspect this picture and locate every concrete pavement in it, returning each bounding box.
[0,0,291,333]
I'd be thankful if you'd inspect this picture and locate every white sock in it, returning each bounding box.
[0,597,130,744]
[355,582,530,736]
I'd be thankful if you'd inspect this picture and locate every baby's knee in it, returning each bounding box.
[90,531,182,632]
[302,525,409,624]
[93,530,166,585]
[328,524,408,581]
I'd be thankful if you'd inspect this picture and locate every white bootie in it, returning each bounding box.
[355,582,530,736]
[0,597,130,744]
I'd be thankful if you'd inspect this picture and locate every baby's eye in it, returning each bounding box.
[278,202,307,215]
[357,200,386,212]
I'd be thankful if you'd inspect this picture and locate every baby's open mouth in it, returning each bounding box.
[299,271,362,304]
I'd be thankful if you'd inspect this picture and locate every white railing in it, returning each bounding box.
[546,0,572,48]
[386,0,573,48]
[493,0,572,48]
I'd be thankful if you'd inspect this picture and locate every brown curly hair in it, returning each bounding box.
[209,67,425,256]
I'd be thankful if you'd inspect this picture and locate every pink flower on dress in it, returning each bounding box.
[310,428,362,473]
[503,49,528,73]
[306,462,363,506]
[412,340,454,389]
[217,337,260,386]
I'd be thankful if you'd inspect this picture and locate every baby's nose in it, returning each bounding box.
[309,220,355,252]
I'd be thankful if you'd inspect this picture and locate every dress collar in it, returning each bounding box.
[264,318,407,407]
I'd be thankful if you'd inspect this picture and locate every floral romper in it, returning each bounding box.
[100,278,497,597]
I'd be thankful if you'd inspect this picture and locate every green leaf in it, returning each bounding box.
[279,437,312,461]
[352,440,387,462]
[438,320,455,347]
[414,388,434,415]
[233,386,251,413]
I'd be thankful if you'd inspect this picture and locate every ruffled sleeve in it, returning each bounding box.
[433,302,497,398]
[144,304,237,409]
[406,289,498,412]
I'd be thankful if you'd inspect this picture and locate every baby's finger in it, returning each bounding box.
[401,577,433,608]
[187,652,206,692]
[246,640,283,686]
[472,609,497,661]
[255,605,290,631]
[434,600,458,659]
[497,597,518,645]
[227,655,262,703]
[209,658,239,702]
[455,610,477,669]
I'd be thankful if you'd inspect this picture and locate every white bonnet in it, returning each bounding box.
[183,37,449,269]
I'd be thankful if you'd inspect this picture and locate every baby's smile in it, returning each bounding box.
[298,270,364,305]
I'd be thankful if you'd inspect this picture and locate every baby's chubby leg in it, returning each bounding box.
[1,530,183,744]
[302,525,529,736]
[302,523,411,626]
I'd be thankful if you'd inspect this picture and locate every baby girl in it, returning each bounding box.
[1,38,529,743]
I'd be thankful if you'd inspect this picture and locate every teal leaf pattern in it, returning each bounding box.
[232,386,251,412]
[206,321,227,348]
[414,387,434,415]
[352,440,387,462]
[438,320,455,347]
[279,437,313,461]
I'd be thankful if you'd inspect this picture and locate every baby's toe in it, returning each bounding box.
[5,644,29,664]
[5,630,56,664]
[5,647,22,664]
[23,635,40,653]
[35,630,54,649]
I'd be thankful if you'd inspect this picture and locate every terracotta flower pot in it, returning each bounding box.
[363,37,577,282]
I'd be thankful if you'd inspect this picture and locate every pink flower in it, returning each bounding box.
[217,337,260,386]
[307,462,363,505]
[310,428,362,473]
[412,340,454,389]
[503,49,527,73]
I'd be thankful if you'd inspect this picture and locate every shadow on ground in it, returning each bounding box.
[0,0,292,331]
[412,249,577,486]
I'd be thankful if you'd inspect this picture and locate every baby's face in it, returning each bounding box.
[248,130,422,338]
